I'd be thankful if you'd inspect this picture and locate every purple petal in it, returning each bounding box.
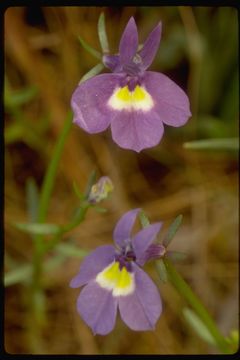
[143,71,192,127]
[137,243,166,266]
[111,110,164,152]
[113,208,141,249]
[139,22,162,70]
[119,263,162,331]
[71,73,122,133]
[77,281,118,335]
[119,17,138,65]
[132,222,162,262]
[69,245,115,288]
[102,54,122,72]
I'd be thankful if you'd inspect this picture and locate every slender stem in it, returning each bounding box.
[33,111,73,281]
[38,111,73,223]
[29,112,73,351]
[163,258,232,354]
[43,201,90,253]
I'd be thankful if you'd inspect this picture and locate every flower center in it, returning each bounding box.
[95,261,135,297]
[108,84,154,112]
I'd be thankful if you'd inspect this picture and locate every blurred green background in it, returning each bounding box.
[4,6,238,354]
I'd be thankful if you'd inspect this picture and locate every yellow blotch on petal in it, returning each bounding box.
[102,262,119,282]
[116,86,132,102]
[132,85,146,101]
[108,85,154,112]
[95,261,135,297]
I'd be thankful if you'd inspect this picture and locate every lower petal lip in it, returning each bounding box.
[111,109,164,152]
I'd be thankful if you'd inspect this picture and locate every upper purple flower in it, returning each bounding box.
[70,208,165,335]
[71,17,191,152]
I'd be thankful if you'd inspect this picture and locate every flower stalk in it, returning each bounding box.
[163,258,232,354]
[29,112,73,351]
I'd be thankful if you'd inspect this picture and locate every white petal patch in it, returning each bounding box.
[108,85,154,112]
[95,261,135,297]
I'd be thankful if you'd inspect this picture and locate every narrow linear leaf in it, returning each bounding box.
[26,177,39,223]
[163,214,183,247]
[166,250,187,262]
[72,181,85,200]
[79,63,104,84]
[78,35,102,59]
[139,210,150,228]
[4,86,38,108]
[4,252,78,287]
[4,265,32,286]
[98,12,109,53]
[4,124,23,144]
[156,259,168,283]
[183,138,239,151]
[84,170,97,199]
[183,307,218,346]
[15,222,61,235]
[94,206,108,213]
[55,243,89,258]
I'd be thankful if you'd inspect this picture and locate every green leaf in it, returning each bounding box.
[163,215,183,247]
[4,252,77,287]
[156,259,168,283]
[4,85,38,108]
[78,35,102,59]
[26,177,39,223]
[4,123,23,143]
[79,63,104,84]
[226,329,239,351]
[94,206,108,213]
[84,169,97,199]
[183,307,218,346]
[183,138,239,151]
[139,210,150,228]
[15,222,61,235]
[166,251,187,262]
[55,243,89,258]
[98,12,109,53]
[72,181,85,200]
[4,264,32,286]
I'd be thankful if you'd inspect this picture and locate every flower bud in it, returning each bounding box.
[88,176,114,204]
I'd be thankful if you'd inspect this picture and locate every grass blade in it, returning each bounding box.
[98,12,109,53]
[78,35,102,59]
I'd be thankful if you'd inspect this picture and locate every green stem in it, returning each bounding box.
[43,201,90,253]
[163,258,232,354]
[33,111,73,279]
[29,112,73,352]
[38,111,73,223]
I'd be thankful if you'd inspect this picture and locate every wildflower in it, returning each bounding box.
[70,208,165,335]
[71,17,191,152]
[88,176,114,204]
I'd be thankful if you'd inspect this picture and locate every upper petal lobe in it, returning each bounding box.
[144,71,192,127]
[139,22,162,70]
[132,222,162,262]
[69,245,115,288]
[113,208,141,249]
[118,263,162,331]
[71,73,122,133]
[119,17,138,65]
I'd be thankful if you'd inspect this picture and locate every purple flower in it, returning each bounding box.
[71,17,191,152]
[70,208,165,335]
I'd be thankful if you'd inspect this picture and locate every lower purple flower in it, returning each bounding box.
[70,208,164,335]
